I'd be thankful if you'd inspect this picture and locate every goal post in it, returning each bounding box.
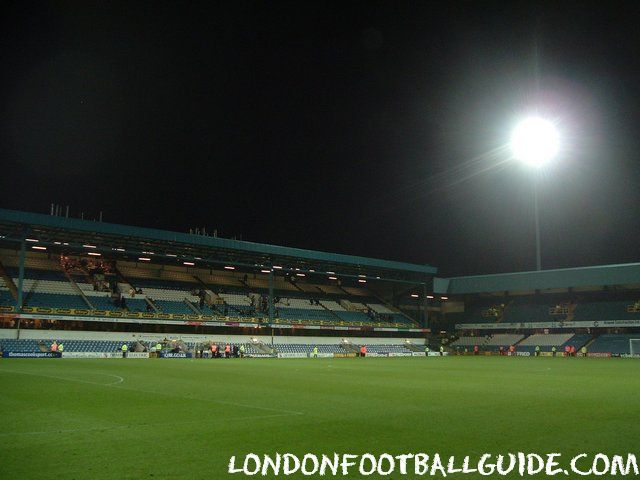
[629,339,640,356]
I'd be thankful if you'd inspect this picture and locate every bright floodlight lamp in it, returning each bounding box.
[510,117,559,167]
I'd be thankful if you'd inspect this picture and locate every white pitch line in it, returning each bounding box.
[0,369,124,386]
[0,368,304,417]
[0,412,300,438]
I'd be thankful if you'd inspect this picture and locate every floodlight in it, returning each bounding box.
[510,117,559,167]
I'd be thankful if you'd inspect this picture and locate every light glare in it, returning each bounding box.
[510,117,559,167]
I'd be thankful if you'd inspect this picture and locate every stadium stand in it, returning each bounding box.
[5,207,640,354]
[573,300,638,321]
[0,262,415,327]
[516,333,574,352]
[588,334,640,355]
[450,336,489,347]
[0,337,420,357]
[451,333,524,349]
[0,339,133,353]
[562,334,592,351]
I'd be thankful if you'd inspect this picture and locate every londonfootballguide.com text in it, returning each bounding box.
[228,452,638,477]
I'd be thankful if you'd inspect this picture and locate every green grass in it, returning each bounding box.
[0,356,638,479]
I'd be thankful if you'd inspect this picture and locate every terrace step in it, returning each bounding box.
[185,298,202,314]
[340,343,360,354]
[62,269,95,309]
[404,343,425,352]
[145,297,161,313]
[252,342,274,354]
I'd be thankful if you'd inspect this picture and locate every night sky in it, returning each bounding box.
[2,1,640,277]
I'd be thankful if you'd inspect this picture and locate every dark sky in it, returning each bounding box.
[2,1,640,277]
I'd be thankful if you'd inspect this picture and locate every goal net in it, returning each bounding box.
[629,339,640,356]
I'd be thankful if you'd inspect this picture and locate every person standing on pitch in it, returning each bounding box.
[239,344,245,358]
[535,345,541,357]
[58,343,64,355]
[473,345,479,356]
[121,343,128,358]
[312,346,318,358]
[581,345,587,357]
[156,342,162,357]
[224,343,231,358]
[439,345,444,356]
[552,346,557,357]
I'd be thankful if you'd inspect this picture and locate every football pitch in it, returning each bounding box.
[1,356,638,479]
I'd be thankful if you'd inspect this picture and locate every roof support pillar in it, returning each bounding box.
[16,238,26,312]
[268,270,274,325]
[423,283,429,329]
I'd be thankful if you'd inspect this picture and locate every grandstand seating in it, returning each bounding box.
[0,257,414,327]
[502,303,554,323]
[573,301,638,321]
[562,334,592,351]
[274,344,342,354]
[334,310,374,323]
[319,300,345,311]
[0,339,415,356]
[24,292,88,310]
[0,288,13,306]
[364,344,412,354]
[0,339,133,353]
[450,336,490,347]
[88,294,121,311]
[489,334,523,347]
[449,296,640,325]
[589,334,640,354]
[451,333,597,353]
[451,333,524,348]
[517,333,574,352]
